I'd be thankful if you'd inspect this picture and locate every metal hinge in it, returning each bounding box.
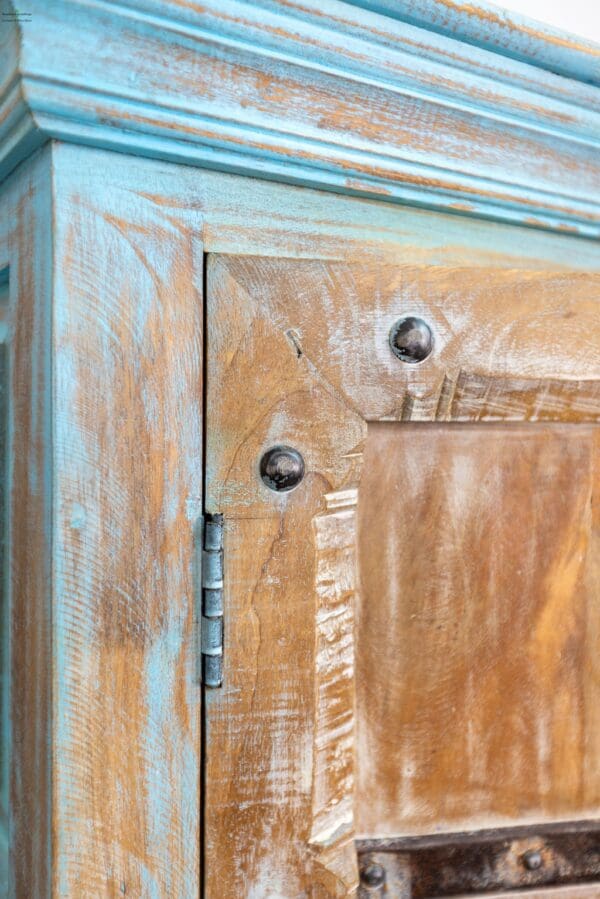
[201,513,223,688]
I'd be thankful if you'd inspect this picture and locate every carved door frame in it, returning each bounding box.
[204,253,600,896]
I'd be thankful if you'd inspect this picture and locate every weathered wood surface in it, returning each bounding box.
[51,155,204,894]
[54,143,600,275]
[206,253,600,896]
[0,147,53,897]
[358,423,600,836]
[357,823,600,896]
[4,1,600,234]
[437,889,600,899]
[205,254,365,896]
[206,257,600,458]
[354,0,600,84]
[4,141,600,895]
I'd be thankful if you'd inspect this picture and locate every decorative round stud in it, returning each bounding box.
[260,446,305,492]
[389,316,434,363]
[360,862,386,888]
[521,849,543,871]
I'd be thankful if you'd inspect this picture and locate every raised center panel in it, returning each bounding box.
[358,421,600,836]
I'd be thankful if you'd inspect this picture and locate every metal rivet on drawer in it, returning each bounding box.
[260,446,305,492]
[389,316,433,363]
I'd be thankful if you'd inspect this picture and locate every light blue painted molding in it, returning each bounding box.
[352,1,600,86]
[2,0,600,235]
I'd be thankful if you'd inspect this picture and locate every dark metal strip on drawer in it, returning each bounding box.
[356,821,600,897]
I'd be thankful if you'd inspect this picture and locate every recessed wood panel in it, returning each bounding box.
[357,422,600,837]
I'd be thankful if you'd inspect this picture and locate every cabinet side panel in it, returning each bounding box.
[0,287,8,894]
[52,156,204,895]
[0,148,53,898]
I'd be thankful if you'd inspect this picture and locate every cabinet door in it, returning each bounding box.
[204,255,600,898]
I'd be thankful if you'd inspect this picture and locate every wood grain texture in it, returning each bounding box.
[205,254,365,897]
[205,505,362,898]
[356,824,600,896]
[0,146,53,897]
[4,1,600,234]
[52,150,204,894]
[54,143,600,275]
[4,140,600,894]
[206,253,600,896]
[437,889,600,899]
[42,143,600,899]
[204,258,600,459]
[311,490,361,897]
[357,423,600,836]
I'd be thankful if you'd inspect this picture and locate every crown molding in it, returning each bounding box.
[2,0,600,235]
[351,1,600,86]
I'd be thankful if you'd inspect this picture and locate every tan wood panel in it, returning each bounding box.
[207,498,361,897]
[357,422,600,836]
[206,260,600,518]
[205,256,366,896]
[206,254,600,897]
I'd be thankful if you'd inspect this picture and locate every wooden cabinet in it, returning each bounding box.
[2,1,600,896]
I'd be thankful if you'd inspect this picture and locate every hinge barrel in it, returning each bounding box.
[201,513,224,687]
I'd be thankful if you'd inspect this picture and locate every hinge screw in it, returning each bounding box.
[389,316,433,363]
[522,849,543,871]
[260,446,305,492]
[360,862,386,888]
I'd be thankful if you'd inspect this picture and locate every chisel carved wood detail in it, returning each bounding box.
[206,253,600,897]
[205,255,366,896]
[310,488,362,897]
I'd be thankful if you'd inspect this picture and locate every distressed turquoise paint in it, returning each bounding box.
[51,254,99,896]
[142,603,187,898]
[0,144,55,898]
[14,148,54,899]
[0,272,9,898]
[1,1,600,235]
[0,12,600,872]
[54,142,600,273]
[355,0,600,85]
[51,141,203,895]
[3,132,600,894]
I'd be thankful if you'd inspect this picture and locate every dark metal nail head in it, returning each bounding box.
[389,316,434,363]
[260,446,305,492]
[360,863,386,888]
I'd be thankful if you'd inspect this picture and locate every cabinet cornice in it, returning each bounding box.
[2,0,600,235]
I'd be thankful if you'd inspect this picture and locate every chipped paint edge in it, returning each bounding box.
[1,1,600,235]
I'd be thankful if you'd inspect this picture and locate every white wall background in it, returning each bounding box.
[498,0,600,43]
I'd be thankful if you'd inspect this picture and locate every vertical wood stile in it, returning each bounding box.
[311,487,362,897]
[51,153,204,895]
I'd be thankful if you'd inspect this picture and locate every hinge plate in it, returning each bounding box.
[201,513,223,688]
